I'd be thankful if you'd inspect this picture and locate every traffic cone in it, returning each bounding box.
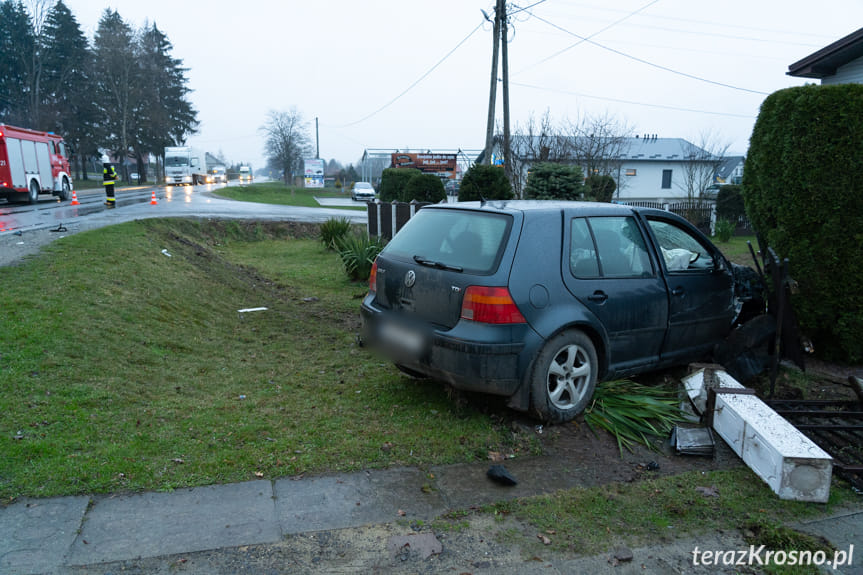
[70,190,80,205]
[150,190,158,205]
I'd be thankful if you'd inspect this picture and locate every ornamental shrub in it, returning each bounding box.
[743,83,863,363]
[715,184,745,222]
[524,162,585,200]
[403,173,445,203]
[458,164,513,202]
[585,174,617,203]
[379,168,421,202]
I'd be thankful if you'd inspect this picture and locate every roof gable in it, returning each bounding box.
[788,27,863,79]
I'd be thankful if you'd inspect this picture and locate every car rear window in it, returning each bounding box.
[383,209,512,274]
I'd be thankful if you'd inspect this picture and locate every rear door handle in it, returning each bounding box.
[671,287,685,296]
[587,291,608,303]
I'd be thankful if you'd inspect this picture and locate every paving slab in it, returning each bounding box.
[66,480,279,566]
[0,496,89,575]
[273,467,446,533]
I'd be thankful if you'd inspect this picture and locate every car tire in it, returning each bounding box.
[530,329,598,423]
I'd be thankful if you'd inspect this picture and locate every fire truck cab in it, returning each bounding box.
[0,124,74,204]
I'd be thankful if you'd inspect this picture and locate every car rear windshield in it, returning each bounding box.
[383,208,512,275]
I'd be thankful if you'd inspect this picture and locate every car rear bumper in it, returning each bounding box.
[360,299,533,396]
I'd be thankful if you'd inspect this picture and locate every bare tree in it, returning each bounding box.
[559,112,634,187]
[509,109,563,198]
[677,130,730,203]
[261,108,312,185]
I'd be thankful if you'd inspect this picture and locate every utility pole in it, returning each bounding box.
[315,117,320,159]
[501,2,511,182]
[482,0,504,165]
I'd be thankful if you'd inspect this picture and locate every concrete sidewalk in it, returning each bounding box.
[2,454,862,574]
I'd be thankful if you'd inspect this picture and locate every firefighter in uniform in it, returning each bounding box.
[102,155,118,208]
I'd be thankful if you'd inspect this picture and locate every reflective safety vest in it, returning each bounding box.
[103,165,118,185]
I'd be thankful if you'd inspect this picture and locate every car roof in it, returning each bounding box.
[427,200,638,214]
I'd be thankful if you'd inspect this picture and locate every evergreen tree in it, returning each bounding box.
[136,22,197,181]
[0,1,36,125]
[41,0,98,178]
[93,9,138,175]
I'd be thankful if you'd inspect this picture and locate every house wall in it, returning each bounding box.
[823,57,863,84]
[616,160,695,202]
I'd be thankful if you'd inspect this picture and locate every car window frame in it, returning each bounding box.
[643,216,722,275]
[568,215,655,280]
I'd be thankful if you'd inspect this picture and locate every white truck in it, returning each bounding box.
[164,146,207,185]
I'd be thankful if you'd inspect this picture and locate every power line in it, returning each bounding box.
[337,22,484,128]
[511,80,758,118]
[516,0,659,75]
[522,9,770,96]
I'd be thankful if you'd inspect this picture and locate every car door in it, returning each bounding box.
[643,216,735,363]
[562,215,668,374]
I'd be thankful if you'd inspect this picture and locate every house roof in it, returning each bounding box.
[715,156,744,180]
[787,27,863,79]
[507,136,712,162]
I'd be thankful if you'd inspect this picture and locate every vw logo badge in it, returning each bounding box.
[404,270,416,288]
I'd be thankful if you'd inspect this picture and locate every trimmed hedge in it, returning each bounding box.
[404,173,445,203]
[380,168,421,202]
[715,184,745,222]
[524,162,585,200]
[743,84,863,363]
[458,164,513,202]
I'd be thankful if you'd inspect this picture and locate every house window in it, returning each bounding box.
[625,169,636,176]
[661,169,672,189]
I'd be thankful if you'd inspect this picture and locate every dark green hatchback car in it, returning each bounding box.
[361,200,743,422]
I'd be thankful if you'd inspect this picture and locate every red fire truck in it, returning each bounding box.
[0,124,74,204]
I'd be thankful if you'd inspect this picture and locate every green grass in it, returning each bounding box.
[716,234,759,266]
[470,468,856,557]
[214,182,367,210]
[0,219,515,499]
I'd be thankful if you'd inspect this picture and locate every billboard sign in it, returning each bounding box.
[390,152,457,180]
[304,158,325,188]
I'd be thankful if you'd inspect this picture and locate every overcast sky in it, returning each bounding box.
[59,0,861,170]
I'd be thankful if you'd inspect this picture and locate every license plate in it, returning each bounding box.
[378,321,425,356]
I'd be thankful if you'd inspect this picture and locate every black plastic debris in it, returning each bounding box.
[487,464,518,486]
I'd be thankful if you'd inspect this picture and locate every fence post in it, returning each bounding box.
[391,200,398,238]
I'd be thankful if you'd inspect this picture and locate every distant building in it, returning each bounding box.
[501,135,727,203]
[787,27,863,84]
[714,156,744,185]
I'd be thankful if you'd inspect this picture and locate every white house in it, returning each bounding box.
[787,27,863,85]
[502,135,723,204]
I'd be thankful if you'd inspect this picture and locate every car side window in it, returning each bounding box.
[646,219,713,272]
[570,216,653,278]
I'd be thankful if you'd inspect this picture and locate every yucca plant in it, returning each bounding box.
[584,379,686,454]
[335,233,386,281]
[319,217,353,250]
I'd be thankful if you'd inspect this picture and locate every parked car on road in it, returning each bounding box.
[351,182,376,202]
[444,179,460,196]
[361,201,748,422]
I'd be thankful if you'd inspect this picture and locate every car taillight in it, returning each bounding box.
[368,259,378,294]
[460,286,526,324]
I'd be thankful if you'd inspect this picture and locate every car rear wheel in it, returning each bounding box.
[530,330,598,423]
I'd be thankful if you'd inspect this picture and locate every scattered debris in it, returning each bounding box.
[50,223,67,233]
[696,485,720,498]
[386,533,442,561]
[487,464,518,486]
[537,533,552,545]
[302,297,319,302]
[161,249,171,257]
[237,307,268,313]
[671,425,715,456]
[685,366,833,502]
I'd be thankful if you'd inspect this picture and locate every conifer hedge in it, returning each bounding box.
[743,84,863,362]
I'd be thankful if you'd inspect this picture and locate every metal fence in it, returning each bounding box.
[366,200,432,240]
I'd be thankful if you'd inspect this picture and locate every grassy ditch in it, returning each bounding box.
[215,182,366,210]
[0,219,528,500]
